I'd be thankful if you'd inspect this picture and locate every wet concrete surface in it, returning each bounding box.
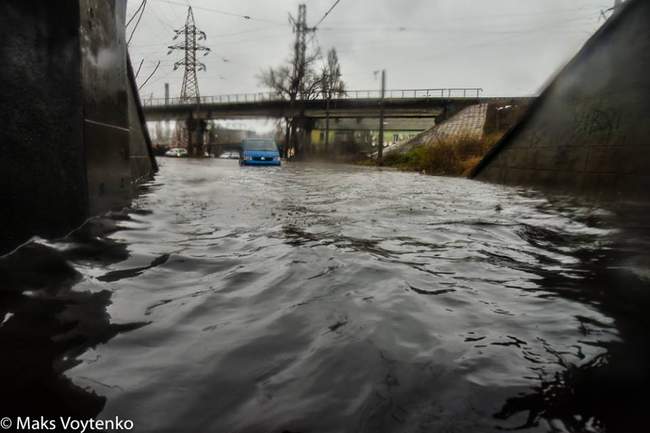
[1,158,648,432]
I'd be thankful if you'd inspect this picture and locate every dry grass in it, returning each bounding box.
[382,133,503,176]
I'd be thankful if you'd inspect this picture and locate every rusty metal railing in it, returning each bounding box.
[142,88,484,107]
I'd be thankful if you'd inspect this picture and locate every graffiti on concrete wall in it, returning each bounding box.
[572,98,623,145]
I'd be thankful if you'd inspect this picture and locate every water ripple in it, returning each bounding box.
[1,159,648,432]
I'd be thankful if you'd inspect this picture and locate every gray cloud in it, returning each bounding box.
[128,0,614,100]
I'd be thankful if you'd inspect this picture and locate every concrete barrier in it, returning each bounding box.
[0,0,157,253]
[472,0,650,202]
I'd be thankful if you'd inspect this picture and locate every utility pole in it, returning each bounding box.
[377,69,386,165]
[164,82,169,105]
[168,7,211,156]
[287,4,316,159]
[325,74,331,155]
[292,5,315,99]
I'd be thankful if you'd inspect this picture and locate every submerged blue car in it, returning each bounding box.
[239,138,281,166]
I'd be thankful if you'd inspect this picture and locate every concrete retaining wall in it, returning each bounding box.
[0,0,156,253]
[472,0,650,202]
[0,1,87,252]
[81,0,133,216]
[128,59,159,183]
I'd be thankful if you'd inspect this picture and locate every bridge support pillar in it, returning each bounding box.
[304,118,315,157]
[194,119,207,157]
[184,116,206,157]
[184,116,196,156]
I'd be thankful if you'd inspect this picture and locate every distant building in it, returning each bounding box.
[147,121,255,155]
[310,118,437,155]
[205,125,256,156]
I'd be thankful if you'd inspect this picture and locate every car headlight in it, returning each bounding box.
[244,156,253,161]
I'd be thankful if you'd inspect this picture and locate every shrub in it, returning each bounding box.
[383,132,504,176]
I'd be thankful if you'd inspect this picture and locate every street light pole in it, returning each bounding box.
[325,73,331,155]
[377,69,386,165]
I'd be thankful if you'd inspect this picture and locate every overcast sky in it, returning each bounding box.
[128,0,616,101]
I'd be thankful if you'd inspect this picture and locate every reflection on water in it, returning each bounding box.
[0,219,148,419]
[1,158,648,432]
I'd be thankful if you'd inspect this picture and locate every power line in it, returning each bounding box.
[317,9,601,35]
[127,0,147,27]
[138,61,161,90]
[130,32,292,58]
[135,58,145,78]
[149,6,176,30]
[150,0,286,25]
[139,67,176,90]
[316,4,608,32]
[314,0,342,29]
[127,0,148,45]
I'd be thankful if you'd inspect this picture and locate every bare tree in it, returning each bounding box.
[258,34,322,158]
[321,48,346,155]
[322,49,346,99]
[259,66,293,100]
[259,66,295,156]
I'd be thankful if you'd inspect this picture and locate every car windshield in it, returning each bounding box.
[242,140,277,152]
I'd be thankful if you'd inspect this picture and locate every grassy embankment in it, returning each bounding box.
[381,133,503,177]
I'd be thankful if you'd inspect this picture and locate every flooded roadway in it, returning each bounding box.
[1,158,649,433]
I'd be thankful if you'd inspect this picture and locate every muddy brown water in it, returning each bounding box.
[1,158,648,433]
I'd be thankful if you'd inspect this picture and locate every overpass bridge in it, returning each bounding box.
[142,88,532,121]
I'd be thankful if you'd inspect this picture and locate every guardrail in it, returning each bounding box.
[142,88,484,107]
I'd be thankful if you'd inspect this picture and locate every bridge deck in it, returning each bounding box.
[143,91,533,120]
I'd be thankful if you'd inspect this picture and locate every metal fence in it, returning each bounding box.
[142,88,483,107]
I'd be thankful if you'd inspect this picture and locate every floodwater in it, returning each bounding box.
[1,158,649,433]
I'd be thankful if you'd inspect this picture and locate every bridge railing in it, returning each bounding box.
[142,88,483,107]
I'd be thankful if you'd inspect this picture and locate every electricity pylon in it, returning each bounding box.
[284,4,316,157]
[289,4,316,99]
[168,6,210,102]
[167,6,210,155]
